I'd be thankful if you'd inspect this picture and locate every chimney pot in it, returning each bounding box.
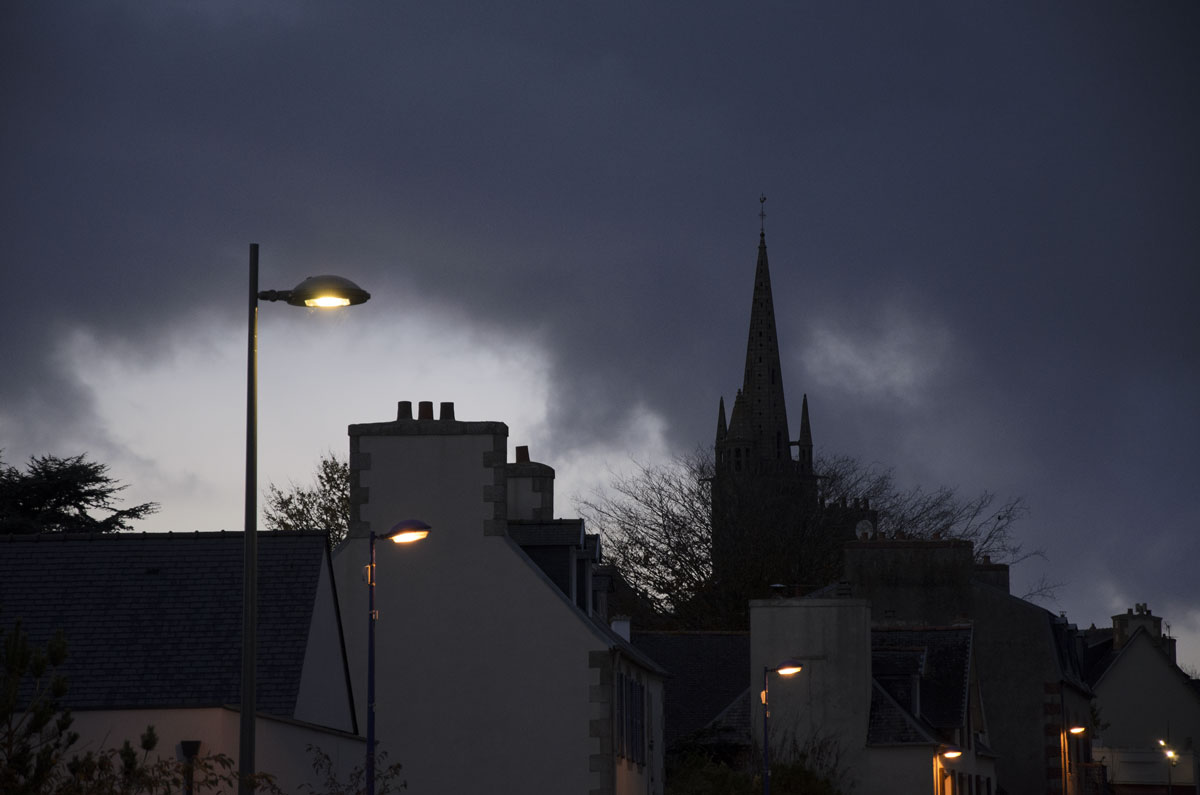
[418,401,434,420]
[397,401,413,420]
[440,401,455,421]
[516,445,530,463]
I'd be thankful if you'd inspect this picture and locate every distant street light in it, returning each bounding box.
[366,519,431,795]
[1160,739,1180,795]
[761,658,804,795]
[239,244,370,795]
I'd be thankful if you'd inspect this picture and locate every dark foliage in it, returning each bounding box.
[0,619,77,795]
[579,448,1038,628]
[264,452,350,548]
[0,454,158,534]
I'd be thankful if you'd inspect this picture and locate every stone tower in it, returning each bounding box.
[710,202,867,613]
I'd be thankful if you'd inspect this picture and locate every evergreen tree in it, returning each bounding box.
[0,454,157,534]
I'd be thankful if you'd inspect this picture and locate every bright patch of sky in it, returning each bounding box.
[62,304,672,535]
[800,304,953,408]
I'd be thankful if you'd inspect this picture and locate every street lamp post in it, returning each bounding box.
[240,244,370,795]
[1160,739,1179,795]
[366,519,431,795]
[761,659,804,795]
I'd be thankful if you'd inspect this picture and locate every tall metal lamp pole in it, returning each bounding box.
[239,244,370,794]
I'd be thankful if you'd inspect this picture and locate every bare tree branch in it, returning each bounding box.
[577,447,1044,625]
[264,451,350,548]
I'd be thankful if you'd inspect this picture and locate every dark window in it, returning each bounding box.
[615,672,626,758]
[615,671,648,766]
[630,679,646,765]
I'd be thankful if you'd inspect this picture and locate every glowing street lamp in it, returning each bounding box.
[1160,739,1180,794]
[762,658,804,795]
[366,520,431,795]
[239,244,370,794]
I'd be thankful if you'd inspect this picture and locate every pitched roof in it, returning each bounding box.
[508,519,585,547]
[698,686,751,747]
[0,532,328,716]
[871,626,973,739]
[867,679,941,746]
[1083,624,1200,700]
[631,630,749,749]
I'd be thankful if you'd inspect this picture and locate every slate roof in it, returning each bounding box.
[631,630,749,749]
[0,532,329,716]
[870,626,973,743]
[867,679,941,746]
[699,687,752,747]
[507,519,586,547]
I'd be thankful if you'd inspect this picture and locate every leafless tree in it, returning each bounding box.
[578,448,1042,624]
[264,452,350,547]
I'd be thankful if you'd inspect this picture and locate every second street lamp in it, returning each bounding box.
[366,519,431,795]
[762,658,804,795]
[239,243,370,795]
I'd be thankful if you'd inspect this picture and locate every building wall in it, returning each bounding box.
[844,539,1090,795]
[972,584,1090,795]
[843,540,974,626]
[610,652,666,795]
[861,747,939,794]
[294,551,356,732]
[1094,631,1200,750]
[336,411,659,795]
[750,598,872,792]
[1094,745,1198,793]
[68,707,363,792]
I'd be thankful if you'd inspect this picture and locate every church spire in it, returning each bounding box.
[724,195,791,465]
[798,393,813,475]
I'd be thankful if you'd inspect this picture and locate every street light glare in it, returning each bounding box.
[773,658,804,676]
[305,295,353,307]
[390,529,430,544]
[942,748,963,759]
[1069,726,1086,735]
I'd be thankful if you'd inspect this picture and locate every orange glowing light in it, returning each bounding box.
[390,529,429,544]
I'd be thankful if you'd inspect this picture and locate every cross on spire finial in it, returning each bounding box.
[759,194,767,236]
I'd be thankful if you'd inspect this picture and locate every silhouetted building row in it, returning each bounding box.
[630,204,1198,794]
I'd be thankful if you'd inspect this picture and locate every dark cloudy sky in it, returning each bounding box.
[3,3,1198,668]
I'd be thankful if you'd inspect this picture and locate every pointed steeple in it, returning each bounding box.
[798,393,813,475]
[724,196,791,466]
[716,396,728,444]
